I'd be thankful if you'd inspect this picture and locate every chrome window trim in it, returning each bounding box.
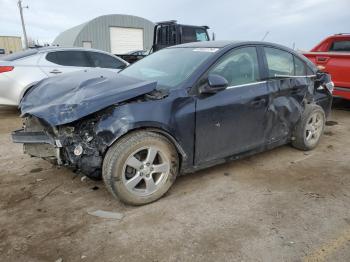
[274,74,316,78]
[226,81,267,89]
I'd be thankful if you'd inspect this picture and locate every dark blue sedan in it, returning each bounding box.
[12,41,333,205]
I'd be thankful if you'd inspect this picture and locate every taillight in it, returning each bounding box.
[0,66,14,73]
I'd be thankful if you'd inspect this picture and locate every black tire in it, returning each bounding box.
[291,104,326,151]
[102,131,179,205]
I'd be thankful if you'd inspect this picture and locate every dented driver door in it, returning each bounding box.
[194,81,269,165]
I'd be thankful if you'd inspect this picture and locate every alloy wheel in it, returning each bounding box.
[305,112,324,145]
[122,146,171,196]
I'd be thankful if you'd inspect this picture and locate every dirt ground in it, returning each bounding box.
[1,101,350,262]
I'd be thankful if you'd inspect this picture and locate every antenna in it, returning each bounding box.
[261,31,269,41]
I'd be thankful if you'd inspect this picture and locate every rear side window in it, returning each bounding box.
[294,56,306,76]
[46,51,91,67]
[264,47,295,77]
[329,41,350,52]
[88,52,125,69]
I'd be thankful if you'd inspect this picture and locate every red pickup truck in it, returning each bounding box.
[303,34,350,100]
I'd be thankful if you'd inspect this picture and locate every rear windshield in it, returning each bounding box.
[0,49,38,61]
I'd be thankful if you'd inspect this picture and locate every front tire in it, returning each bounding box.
[292,104,326,151]
[102,131,179,205]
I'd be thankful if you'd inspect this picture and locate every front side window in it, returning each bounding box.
[46,51,91,67]
[209,47,260,86]
[120,47,215,89]
[329,40,350,52]
[264,47,294,77]
[88,52,125,69]
[195,29,209,41]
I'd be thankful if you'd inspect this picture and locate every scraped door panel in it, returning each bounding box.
[195,82,269,165]
[194,46,269,165]
[262,47,315,143]
[264,78,307,143]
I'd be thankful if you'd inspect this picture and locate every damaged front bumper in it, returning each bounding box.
[12,115,106,179]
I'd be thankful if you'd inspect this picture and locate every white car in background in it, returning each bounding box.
[0,47,129,106]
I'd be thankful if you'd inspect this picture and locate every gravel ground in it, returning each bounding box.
[0,101,350,262]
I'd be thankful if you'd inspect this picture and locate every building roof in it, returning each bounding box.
[52,14,155,48]
[0,35,22,38]
[52,23,88,47]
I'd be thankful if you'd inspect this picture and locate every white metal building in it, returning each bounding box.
[52,14,155,54]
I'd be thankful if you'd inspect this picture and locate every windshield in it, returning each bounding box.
[120,47,218,89]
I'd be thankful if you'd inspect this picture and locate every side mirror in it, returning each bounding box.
[200,74,228,94]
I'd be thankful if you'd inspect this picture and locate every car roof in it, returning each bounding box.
[0,46,121,62]
[171,40,295,50]
[170,40,316,71]
[171,41,238,48]
[35,46,112,54]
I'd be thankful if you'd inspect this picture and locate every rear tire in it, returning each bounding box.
[102,131,179,205]
[292,104,325,151]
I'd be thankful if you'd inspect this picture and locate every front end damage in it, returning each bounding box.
[11,69,166,179]
[12,87,171,179]
[12,115,107,179]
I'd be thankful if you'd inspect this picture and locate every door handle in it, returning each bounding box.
[50,69,62,74]
[316,57,329,63]
[251,98,266,106]
[291,87,299,94]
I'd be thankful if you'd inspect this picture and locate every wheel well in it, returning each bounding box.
[19,84,36,104]
[105,127,187,169]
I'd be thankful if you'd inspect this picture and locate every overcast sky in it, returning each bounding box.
[0,0,349,50]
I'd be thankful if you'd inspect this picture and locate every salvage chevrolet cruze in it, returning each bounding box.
[12,41,333,205]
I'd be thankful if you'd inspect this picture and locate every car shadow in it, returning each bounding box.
[0,105,20,116]
[332,98,350,111]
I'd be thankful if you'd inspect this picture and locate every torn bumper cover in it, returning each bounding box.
[12,128,61,162]
[12,129,55,144]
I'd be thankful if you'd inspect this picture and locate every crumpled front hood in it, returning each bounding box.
[20,69,157,126]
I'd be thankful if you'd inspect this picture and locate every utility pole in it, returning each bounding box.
[17,0,29,49]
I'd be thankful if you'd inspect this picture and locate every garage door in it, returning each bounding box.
[110,27,144,54]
